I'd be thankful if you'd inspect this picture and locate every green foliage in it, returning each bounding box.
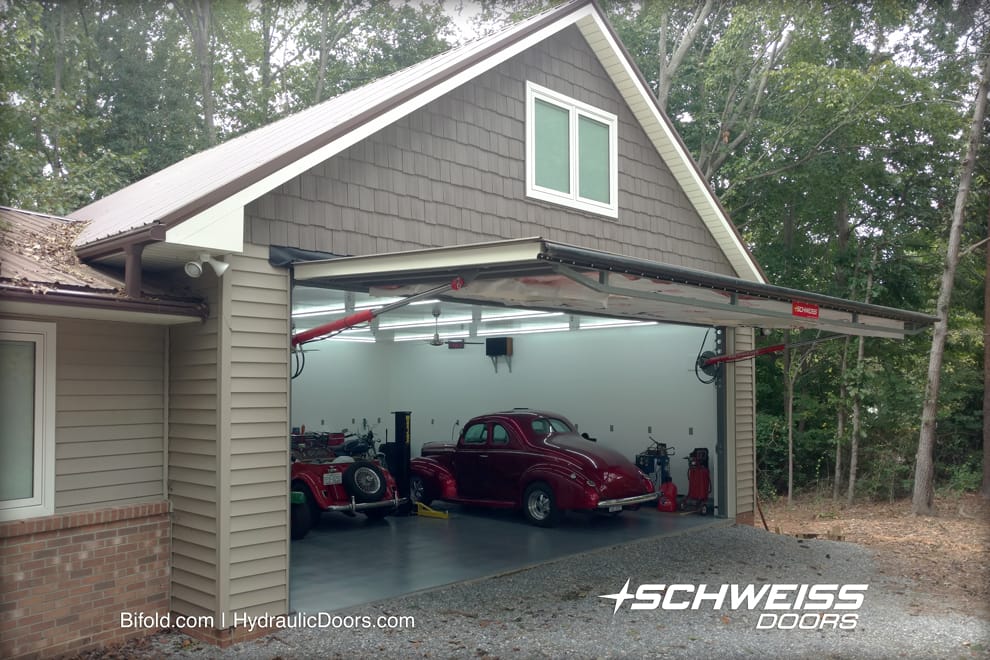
[602,1,987,501]
[0,1,984,502]
[0,0,454,212]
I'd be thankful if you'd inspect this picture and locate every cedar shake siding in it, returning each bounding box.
[244,27,735,276]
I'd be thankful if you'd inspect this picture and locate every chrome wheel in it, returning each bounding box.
[410,475,426,504]
[353,465,382,494]
[527,490,551,520]
[522,482,559,527]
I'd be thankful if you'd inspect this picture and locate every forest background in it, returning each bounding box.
[1,0,986,509]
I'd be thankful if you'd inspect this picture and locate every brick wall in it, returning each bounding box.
[0,502,170,659]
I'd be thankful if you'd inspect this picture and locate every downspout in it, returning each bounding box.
[124,243,145,298]
[163,328,170,507]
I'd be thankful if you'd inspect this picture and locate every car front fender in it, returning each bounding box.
[411,457,458,500]
[290,471,327,509]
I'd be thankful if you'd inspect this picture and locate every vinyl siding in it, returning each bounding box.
[169,275,220,618]
[245,26,735,276]
[223,243,290,619]
[732,327,756,515]
[54,320,166,511]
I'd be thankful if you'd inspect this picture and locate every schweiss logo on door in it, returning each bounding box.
[600,580,867,630]
[791,301,820,318]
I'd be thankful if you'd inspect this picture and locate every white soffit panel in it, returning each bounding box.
[165,204,245,253]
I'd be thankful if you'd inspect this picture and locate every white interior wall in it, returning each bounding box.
[291,323,718,494]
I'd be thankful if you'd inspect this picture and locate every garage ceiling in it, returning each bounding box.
[292,238,936,341]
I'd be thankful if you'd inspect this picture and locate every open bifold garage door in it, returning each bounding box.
[292,237,934,339]
[285,237,934,614]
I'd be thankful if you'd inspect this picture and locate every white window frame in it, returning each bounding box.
[0,319,56,521]
[525,81,619,217]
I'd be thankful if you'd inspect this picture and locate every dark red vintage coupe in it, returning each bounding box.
[410,410,657,526]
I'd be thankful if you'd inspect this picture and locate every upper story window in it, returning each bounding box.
[525,82,618,217]
[0,319,56,521]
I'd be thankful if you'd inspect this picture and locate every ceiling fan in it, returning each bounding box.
[426,307,482,348]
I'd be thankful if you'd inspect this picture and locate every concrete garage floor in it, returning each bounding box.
[290,505,725,614]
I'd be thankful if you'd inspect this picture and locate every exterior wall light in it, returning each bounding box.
[184,253,229,278]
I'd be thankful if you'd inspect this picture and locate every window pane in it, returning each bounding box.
[462,423,487,445]
[492,424,509,445]
[534,99,570,193]
[0,340,36,501]
[578,115,610,204]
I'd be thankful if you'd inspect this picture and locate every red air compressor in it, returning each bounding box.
[680,448,711,515]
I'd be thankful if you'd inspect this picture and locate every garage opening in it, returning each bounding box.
[279,238,934,613]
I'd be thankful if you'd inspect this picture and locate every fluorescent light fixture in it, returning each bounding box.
[480,310,562,323]
[393,331,467,342]
[326,335,377,343]
[476,323,571,337]
[379,316,473,330]
[579,320,655,330]
[292,305,346,318]
[354,297,402,310]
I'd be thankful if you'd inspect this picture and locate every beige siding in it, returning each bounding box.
[223,244,290,619]
[732,327,756,515]
[169,277,220,619]
[54,320,166,511]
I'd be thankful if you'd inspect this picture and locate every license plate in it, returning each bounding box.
[323,471,343,486]
[608,505,622,512]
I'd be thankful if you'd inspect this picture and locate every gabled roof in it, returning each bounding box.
[70,0,764,282]
[0,207,206,322]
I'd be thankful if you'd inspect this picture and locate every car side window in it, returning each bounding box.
[491,423,510,445]
[462,422,488,445]
[530,419,549,436]
[547,417,573,433]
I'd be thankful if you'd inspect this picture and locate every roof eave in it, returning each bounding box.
[0,282,208,322]
[74,223,166,260]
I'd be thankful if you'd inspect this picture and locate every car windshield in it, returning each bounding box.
[531,417,573,436]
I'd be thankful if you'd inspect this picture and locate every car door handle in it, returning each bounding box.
[479,454,488,458]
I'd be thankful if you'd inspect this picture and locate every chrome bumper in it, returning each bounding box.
[597,492,659,509]
[324,494,408,513]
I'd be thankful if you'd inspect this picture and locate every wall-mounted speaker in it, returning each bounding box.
[485,337,513,357]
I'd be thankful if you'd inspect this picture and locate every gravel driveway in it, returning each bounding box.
[105,524,989,659]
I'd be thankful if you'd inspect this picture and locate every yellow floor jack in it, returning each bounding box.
[414,502,449,519]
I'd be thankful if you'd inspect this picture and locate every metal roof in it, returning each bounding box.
[68,0,763,281]
[69,1,589,247]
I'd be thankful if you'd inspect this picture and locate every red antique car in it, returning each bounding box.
[290,441,406,540]
[410,410,657,526]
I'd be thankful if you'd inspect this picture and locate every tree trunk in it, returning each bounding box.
[834,337,849,502]
[260,0,273,123]
[912,48,990,515]
[176,0,216,146]
[847,247,877,505]
[786,363,794,507]
[655,0,714,112]
[983,201,990,499]
[315,8,330,103]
